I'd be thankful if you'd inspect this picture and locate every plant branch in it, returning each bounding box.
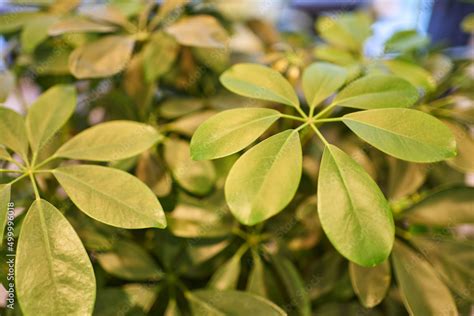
[309,123,330,147]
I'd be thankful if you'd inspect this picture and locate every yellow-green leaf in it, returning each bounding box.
[0,12,38,33]
[191,108,281,160]
[0,184,11,246]
[392,241,457,315]
[384,59,436,93]
[53,165,166,229]
[16,199,96,315]
[349,260,391,308]
[48,16,117,36]
[225,130,302,225]
[55,121,160,161]
[143,32,178,82]
[302,62,347,109]
[318,144,394,267]
[69,35,135,79]
[26,85,76,155]
[0,107,28,159]
[165,15,228,48]
[343,108,457,162]
[220,63,300,108]
[334,74,419,109]
[21,15,59,53]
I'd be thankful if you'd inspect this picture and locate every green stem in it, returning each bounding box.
[295,121,310,132]
[309,123,330,147]
[8,173,28,186]
[395,227,411,240]
[280,114,307,122]
[0,169,23,173]
[313,103,337,120]
[34,169,54,174]
[295,106,308,119]
[33,156,59,170]
[313,117,342,123]
[28,172,41,200]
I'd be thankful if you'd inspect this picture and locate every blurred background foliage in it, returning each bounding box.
[0,0,473,315]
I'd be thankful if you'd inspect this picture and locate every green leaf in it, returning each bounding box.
[26,85,76,154]
[247,251,267,297]
[461,13,474,33]
[165,15,228,48]
[384,59,436,93]
[0,145,12,161]
[392,241,457,315]
[143,32,178,82]
[0,70,15,102]
[313,45,357,66]
[48,16,117,35]
[404,186,474,225]
[225,130,302,225]
[190,108,281,160]
[302,62,347,109]
[16,199,96,315]
[21,15,59,53]
[69,35,135,79]
[318,144,394,266]
[272,255,311,316]
[316,12,371,52]
[349,260,391,308]
[96,240,163,281]
[384,30,429,53]
[164,139,216,195]
[187,290,286,316]
[0,184,11,246]
[55,121,160,161]
[411,236,474,301]
[0,107,29,159]
[334,74,419,109]
[343,108,457,162]
[209,250,243,290]
[443,121,474,172]
[0,12,38,33]
[220,64,300,108]
[53,165,166,229]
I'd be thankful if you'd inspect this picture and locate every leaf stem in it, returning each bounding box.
[34,169,54,174]
[280,114,307,122]
[0,169,23,173]
[28,172,41,200]
[313,117,342,123]
[295,121,310,132]
[295,106,308,119]
[33,156,59,170]
[313,102,337,120]
[8,173,28,185]
[309,123,330,147]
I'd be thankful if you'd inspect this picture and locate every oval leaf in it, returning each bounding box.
[302,62,347,109]
[384,59,436,93]
[16,199,96,315]
[188,290,286,316]
[26,85,76,154]
[164,139,216,195]
[343,108,457,162]
[405,186,474,225]
[53,165,166,229]
[334,74,419,109]
[349,260,391,308]
[318,144,394,266]
[69,35,135,79]
[220,63,300,108]
[48,16,117,36]
[190,108,281,160]
[0,107,28,159]
[392,241,457,315]
[225,130,302,225]
[55,121,160,161]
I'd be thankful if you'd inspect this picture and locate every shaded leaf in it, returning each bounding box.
[69,35,135,78]
[96,240,163,281]
[0,184,11,246]
[48,16,117,35]
[392,241,457,315]
[349,260,391,308]
[143,32,179,82]
[209,249,243,290]
[0,107,28,159]
[166,15,228,48]
[384,59,436,93]
[0,12,38,33]
[443,121,474,172]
